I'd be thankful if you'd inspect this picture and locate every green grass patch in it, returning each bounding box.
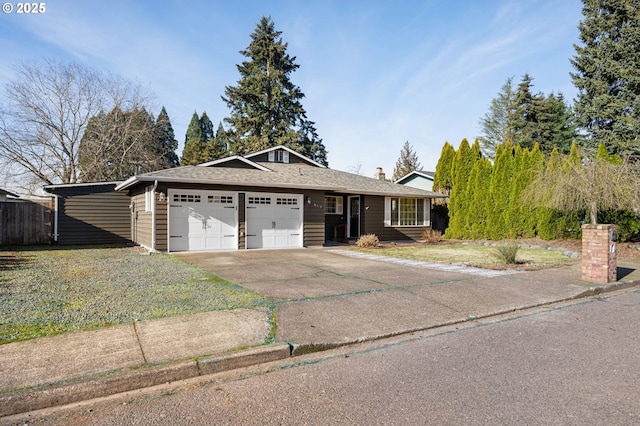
[0,246,271,344]
[354,243,577,269]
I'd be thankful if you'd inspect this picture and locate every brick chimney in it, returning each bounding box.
[374,167,386,181]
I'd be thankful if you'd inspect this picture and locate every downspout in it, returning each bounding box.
[52,195,59,243]
[151,180,158,252]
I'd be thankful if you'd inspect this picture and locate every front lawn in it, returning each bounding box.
[0,246,270,344]
[355,243,578,270]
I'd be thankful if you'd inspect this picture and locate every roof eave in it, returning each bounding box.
[115,175,346,192]
[114,175,448,198]
[44,181,123,194]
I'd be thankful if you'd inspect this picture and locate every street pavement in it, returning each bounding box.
[1,247,639,419]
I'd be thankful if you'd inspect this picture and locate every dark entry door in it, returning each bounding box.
[349,196,360,238]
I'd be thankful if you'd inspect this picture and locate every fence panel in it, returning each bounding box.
[0,202,51,245]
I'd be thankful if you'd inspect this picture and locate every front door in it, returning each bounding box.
[348,196,360,239]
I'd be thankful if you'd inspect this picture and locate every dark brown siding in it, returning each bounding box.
[129,184,168,252]
[303,190,325,247]
[324,194,347,241]
[53,184,131,245]
[131,182,326,251]
[130,188,152,249]
[155,195,168,252]
[362,195,430,241]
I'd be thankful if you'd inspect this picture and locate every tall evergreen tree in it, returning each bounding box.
[155,106,179,168]
[480,75,577,157]
[512,74,540,150]
[478,77,518,159]
[79,107,170,181]
[204,122,230,161]
[544,93,577,154]
[222,16,328,165]
[464,156,492,239]
[392,141,421,181]
[571,0,640,158]
[445,139,481,239]
[200,112,215,143]
[433,142,456,195]
[181,112,208,166]
[486,141,516,239]
[525,144,547,234]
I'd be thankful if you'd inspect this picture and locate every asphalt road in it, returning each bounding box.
[14,289,640,425]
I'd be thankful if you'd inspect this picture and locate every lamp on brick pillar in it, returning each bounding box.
[581,224,617,283]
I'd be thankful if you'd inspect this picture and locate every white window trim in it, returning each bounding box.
[324,196,343,214]
[145,186,154,212]
[268,150,290,163]
[384,197,431,227]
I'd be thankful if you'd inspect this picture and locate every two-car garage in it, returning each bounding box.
[168,189,303,252]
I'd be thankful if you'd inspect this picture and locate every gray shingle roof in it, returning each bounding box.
[117,161,445,198]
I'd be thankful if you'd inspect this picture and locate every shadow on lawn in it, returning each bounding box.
[0,253,33,276]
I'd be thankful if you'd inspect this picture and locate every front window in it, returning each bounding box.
[386,197,429,227]
[324,196,343,214]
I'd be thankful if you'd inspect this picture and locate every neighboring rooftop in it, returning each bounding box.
[0,188,19,199]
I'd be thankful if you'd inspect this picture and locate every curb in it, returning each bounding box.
[572,279,640,299]
[288,279,640,357]
[0,343,291,418]
[3,280,639,418]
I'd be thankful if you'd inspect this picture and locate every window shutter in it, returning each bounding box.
[384,197,391,227]
[283,151,290,163]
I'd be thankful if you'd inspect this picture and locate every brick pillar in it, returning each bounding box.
[581,224,617,283]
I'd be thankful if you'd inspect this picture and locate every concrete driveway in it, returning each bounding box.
[175,247,604,354]
[178,247,476,300]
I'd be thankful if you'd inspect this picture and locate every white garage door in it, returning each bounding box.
[246,193,303,249]
[168,190,237,252]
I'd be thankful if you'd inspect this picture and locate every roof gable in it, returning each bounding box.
[198,155,271,171]
[244,145,326,168]
[395,170,435,184]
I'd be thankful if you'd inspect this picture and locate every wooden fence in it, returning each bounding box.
[0,201,51,245]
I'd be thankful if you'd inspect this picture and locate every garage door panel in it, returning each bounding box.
[169,190,238,252]
[246,193,303,249]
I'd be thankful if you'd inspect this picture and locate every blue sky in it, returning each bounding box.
[0,0,583,177]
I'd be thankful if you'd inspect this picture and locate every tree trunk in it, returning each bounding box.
[589,201,598,225]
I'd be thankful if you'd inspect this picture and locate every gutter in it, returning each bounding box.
[114,176,446,198]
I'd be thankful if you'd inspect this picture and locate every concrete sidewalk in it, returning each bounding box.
[2,248,639,418]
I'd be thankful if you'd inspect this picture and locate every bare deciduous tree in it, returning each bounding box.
[523,148,640,225]
[0,58,153,186]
